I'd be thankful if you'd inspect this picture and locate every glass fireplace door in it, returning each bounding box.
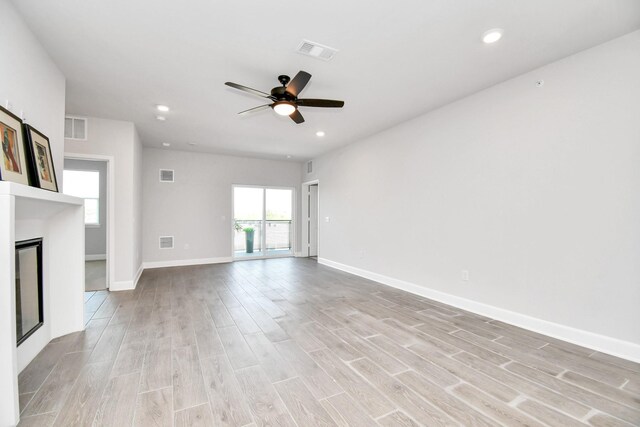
[15,238,43,345]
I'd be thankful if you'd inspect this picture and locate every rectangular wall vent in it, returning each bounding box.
[64,116,87,140]
[159,236,174,249]
[159,169,174,182]
[307,161,313,174]
[296,40,338,61]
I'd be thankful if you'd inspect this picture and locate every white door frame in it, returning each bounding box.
[64,153,115,289]
[231,184,296,260]
[301,179,320,258]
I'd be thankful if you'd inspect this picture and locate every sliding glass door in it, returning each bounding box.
[233,186,293,259]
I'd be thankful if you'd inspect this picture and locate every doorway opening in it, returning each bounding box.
[233,185,294,259]
[63,154,114,291]
[301,180,319,259]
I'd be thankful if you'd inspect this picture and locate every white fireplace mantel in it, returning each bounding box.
[0,181,84,427]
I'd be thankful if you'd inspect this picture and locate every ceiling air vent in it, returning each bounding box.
[64,116,87,140]
[307,161,313,174]
[159,236,174,249]
[159,169,174,182]
[296,40,338,61]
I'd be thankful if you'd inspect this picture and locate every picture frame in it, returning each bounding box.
[23,124,58,192]
[0,105,30,186]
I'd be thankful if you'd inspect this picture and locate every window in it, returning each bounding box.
[63,170,100,225]
[233,186,294,257]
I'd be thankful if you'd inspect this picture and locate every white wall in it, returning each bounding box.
[0,0,67,371]
[143,148,302,266]
[132,128,143,280]
[305,31,640,356]
[0,0,65,188]
[64,158,107,257]
[0,3,71,423]
[65,117,143,288]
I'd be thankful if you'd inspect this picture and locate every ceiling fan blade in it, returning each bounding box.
[225,82,273,99]
[290,109,305,124]
[238,104,272,115]
[286,71,312,97]
[297,99,344,108]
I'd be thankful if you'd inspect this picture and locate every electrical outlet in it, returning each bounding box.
[184,243,190,250]
[461,270,470,281]
[325,216,330,223]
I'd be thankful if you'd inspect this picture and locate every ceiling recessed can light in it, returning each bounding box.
[156,115,166,121]
[482,28,504,44]
[156,104,170,112]
[272,101,296,116]
[286,155,292,159]
[188,142,196,146]
[162,142,170,147]
[316,131,325,137]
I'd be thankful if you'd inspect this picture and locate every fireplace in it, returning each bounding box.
[1,182,85,425]
[15,238,44,346]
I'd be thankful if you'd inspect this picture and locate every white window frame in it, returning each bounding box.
[83,197,100,227]
[231,184,296,260]
[63,169,100,226]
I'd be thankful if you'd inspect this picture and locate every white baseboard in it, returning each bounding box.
[133,263,143,287]
[318,257,640,363]
[110,279,135,291]
[143,257,233,270]
[85,254,106,261]
[294,251,305,257]
[109,263,144,292]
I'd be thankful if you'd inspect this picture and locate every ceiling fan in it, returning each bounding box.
[225,71,344,124]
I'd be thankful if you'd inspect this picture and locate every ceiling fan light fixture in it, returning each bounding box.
[226,71,343,125]
[482,28,504,44]
[273,101,296,116]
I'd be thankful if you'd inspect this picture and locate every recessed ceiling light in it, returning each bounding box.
[156,104,170,112]
[316,131,325,137]
[156,115,166,121]
[482,28,503,44]
[286,155,292,159]
[162,142,170,147]
[273,101,296,116]
[188,142,197,146]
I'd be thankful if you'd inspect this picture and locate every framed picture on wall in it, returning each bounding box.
[0,105,30,186]
[23,124,58,192]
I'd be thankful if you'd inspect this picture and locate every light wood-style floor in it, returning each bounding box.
[85,260,107,292]
[17,258,640,426]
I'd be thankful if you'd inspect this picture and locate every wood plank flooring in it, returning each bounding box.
[17,258,640,426]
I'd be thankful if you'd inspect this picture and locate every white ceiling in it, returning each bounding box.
[12,0,640,161]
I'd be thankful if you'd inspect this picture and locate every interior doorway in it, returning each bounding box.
[308,184,318,257]
[301,180,319,258]
[63,154,114,291]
